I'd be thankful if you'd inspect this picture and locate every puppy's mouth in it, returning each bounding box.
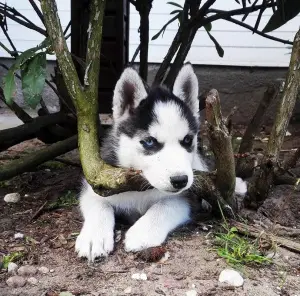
[160,188,184,195]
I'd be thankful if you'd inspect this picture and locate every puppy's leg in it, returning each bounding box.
[124,196,190,252]
[75,183,115,261]
[235,177,247,196]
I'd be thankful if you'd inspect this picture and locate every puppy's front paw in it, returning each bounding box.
[235,177,247,196]
[124,223,166,252]
[75,224,114,261]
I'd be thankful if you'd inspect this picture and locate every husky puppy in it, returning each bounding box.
[75,63,247,261]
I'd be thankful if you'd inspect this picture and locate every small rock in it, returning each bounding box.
[131,273,147,280]
[50,269,55,273]
[219,269,244,287]
[266,252,280,259]
[6,275,26,287]
[38,266,49,274]
[202,226,208,231]
[27,277,38,285]
[18,265,37,276]
[186,290,197,296]
[4,193,21,203]
[7,262,18,274]
[285,131,292,136]
[124,286,132,294]
[14,233,24,239]
[159,251,170,263]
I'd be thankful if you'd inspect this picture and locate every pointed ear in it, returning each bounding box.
[172,63,199,115]
[112,68,147,121]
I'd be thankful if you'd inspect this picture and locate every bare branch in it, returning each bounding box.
[28,0,45,25]
[0,5,47,35]
[220,16,293,45]
[40,0,83,106]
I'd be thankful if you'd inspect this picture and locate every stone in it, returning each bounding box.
[14,233,24,239]
[38,266,50,274]
[7,262,18,274]
[186,290,197,296]
[6,275,26,287]
[4,193,21,203]
[131,273,147,280]
[27,277,38,285]
[18,265,37,276]
[219,269,244,287]
[124,287,132,294]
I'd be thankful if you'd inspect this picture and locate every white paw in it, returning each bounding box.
[124,223,166,252]
[75,224,114,261]
[235,177,247,196]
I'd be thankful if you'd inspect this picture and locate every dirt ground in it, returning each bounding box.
[1,128,300,296]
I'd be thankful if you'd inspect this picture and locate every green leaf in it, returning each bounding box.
[170,9,182,15]
[14,38,50,69]
[3,67,16,105]
[151,14,180,40]
[2,38,50,105]
[205,30,224,57]
[167,1,183,9]
[262,0,300,33]
[21,52,47,109]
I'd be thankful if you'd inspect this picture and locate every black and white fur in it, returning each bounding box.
[75,64,247,261]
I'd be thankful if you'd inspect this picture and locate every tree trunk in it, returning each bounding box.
[247,28,300,207]
[236,83,279,178]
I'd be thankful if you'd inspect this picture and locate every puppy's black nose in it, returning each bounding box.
[170,175,188,189]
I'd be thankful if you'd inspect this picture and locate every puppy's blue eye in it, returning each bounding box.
[183,135,193,145]
[140,137,156,149]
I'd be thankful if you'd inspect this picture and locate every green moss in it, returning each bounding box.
[47,190,78,210]
[1,252,24,269]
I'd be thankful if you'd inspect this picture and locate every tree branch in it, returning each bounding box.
[236,83,279,178]
[0,135,78,181]
[40,0,83,107]
[220,16,293,45]
[0,87,32,123]
[0,6,47,36]
[248,28,300,207]
[197,3,276,28]
[28,0,45,25]
[0,112,68,152]
[205,89,237,210]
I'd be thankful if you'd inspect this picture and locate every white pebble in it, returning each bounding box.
[50,269,55,273]
[14,233,24,239]
[219,269,244,287]
[186,290,197,296]
[159,251,170,263]
[6,276,26,287]
[38,266,49,274]
[4,193,21,203]
[27,277,38,285]
[18,265,37,276]
[124,286,132,294]
[131,273,147,280]
[7,262,18,274]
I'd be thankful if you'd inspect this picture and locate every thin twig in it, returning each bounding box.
[0,25,18,54]
[28,0,45,25]
[63,20,71,35]
[0,7,47,35]
[220,16,293,45]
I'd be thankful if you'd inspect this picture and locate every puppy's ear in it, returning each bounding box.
[112,68,147,121]
[172,63,199,116]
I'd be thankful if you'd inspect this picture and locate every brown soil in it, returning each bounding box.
[0,136,300,296]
